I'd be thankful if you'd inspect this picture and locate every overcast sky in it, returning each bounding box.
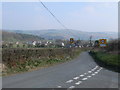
[2,2,118,32]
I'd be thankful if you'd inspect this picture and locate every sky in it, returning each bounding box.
[1,2,118,32]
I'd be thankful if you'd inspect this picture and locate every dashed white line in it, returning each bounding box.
[91,66,98,71]
[100,67,103,70]
[97,67,103,72]
[94,72,98,74]
[75,81,82,85]
[57,86,62,88]
[91,69,95,71]
[95,66,98,68]
[57,67,103,88]
[80,74,84,77]
[66,80,73,83]
[97,70,100,72]
[92,73,95,76]
[69,86,75,88]
[87,76,92,78]
[73,77,79,80]
[88,71,92,73]
[82,78,88,80]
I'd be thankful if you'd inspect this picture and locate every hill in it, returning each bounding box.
[4,29,118,40]
[2,31,44,42]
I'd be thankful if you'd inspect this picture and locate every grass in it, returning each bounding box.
[89,51,120,73]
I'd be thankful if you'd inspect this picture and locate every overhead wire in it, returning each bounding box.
[39,0,78,39]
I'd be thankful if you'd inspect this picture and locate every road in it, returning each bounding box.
[2,52,119,88]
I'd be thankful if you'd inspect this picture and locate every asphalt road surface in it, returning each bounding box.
[2,52,119,88]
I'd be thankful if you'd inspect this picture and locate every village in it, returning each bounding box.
[1,39,95,48]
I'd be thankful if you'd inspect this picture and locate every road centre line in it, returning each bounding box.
[66,80,73,83]
[82,78,88,80]
[94,72,98,74]
[69,86,75,88]
[64,66,103,88]
[88,71,92,73]
[75,81,82,85]
[57,86,62,88]
[87,75,92,78]
[80,74,84,77]
[73,77,79,80]
[92,73,95,76]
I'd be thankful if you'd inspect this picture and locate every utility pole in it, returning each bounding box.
[89,35,92,47]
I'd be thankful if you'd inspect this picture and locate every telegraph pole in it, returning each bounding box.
[89,35,92,47]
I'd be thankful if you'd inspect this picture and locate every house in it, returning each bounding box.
[32,41,37,46]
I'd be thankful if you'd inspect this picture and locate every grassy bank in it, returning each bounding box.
[2,48,84,76]
[89,51,120,73]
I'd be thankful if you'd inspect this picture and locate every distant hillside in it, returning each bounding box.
[2,31,44,42]
[4,29,118,40]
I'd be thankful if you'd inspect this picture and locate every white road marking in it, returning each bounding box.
[100,67,103,70]
[82,78,88,80]
[96,66,98,68]
[97,67,103,72]
[92,66,98,71]
[94,72,98,74]
[87,76,91,78]
[88,71,92,73]
[73,77,79,80]
[84,73,87,75]
[57,86,62,88]
[66,80,73,83]
[92,73,95,76]
[80,74,84,77]
[97,70,100,72]
[75,81,82,85]
[91,68,95,71]
[69,86,75,88]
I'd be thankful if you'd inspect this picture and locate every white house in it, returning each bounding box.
[32,41,37,46]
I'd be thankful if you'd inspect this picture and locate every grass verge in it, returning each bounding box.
[89,51,120,73]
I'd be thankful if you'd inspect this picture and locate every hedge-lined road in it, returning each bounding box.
[2,52,118,88]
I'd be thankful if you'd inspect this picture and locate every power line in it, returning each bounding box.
[39,0,68,29]
[39,0,78,39]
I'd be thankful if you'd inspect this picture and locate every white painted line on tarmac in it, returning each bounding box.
[94,72,98,74]
[92,66,98,71]
[80,74,84,77]
[91,68,95,71]
[82,78,88,80]
[96,66,98,68]
[88,71,92,73]
[57,86,62,88]
[75,81,82,85]
[66,80,73,83]
[92,73,95,76]
[97,70,100,72]
[73,77,79,80]
[69,86,75,88]
[100,67,103,70]
[87,76,91,78]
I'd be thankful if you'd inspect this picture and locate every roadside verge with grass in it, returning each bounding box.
[89,51,120,73]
